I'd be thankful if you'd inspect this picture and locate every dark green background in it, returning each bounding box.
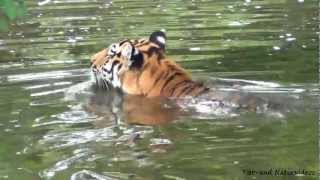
[0,0,318,179]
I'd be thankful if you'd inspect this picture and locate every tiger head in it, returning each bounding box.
[91,31,208,98]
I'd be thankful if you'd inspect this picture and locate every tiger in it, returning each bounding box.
[90,31,209,98]
[90,31,284,113]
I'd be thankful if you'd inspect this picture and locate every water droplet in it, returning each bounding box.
[38,0,51,6]
[67,38,76,43]
[48,37,54,41]
[150,138,172,145]
[189,47,201,51]
[75,36,83,40]
[297,0,304,3]
[229,21,243,26]
[10,120,18,123]
[4,129,12,132]
[286,37,296,42]
[273,46,281,51]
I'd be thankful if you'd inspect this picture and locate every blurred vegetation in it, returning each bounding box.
[0,0,26,31]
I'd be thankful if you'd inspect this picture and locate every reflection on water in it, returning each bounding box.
[88,93,180,126]
[82,79,317,125]
[0,0,318,179]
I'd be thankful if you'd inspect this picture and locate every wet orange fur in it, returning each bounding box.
[91,40,209,98]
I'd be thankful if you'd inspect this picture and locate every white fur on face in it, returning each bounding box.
[112,64,121,88]
[108,43,119,56]
[121,43,133,60]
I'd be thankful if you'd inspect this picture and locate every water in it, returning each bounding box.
[0,0,319,179]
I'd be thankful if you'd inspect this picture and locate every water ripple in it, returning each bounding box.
[7,69,88,82]
[39,127,117,149]
[0,0,317,179]
[71,170,115,180]
[71,170,134,180]
[40,148,92,179]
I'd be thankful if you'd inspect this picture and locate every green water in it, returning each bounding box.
[0,0,319,179]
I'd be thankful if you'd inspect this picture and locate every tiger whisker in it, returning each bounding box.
[102,78,110,90]
[94,72,106,90]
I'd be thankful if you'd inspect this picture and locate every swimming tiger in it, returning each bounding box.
[90,31,283,112]
[90,31,209,98]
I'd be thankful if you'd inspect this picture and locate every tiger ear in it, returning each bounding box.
[149,30,166,50]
